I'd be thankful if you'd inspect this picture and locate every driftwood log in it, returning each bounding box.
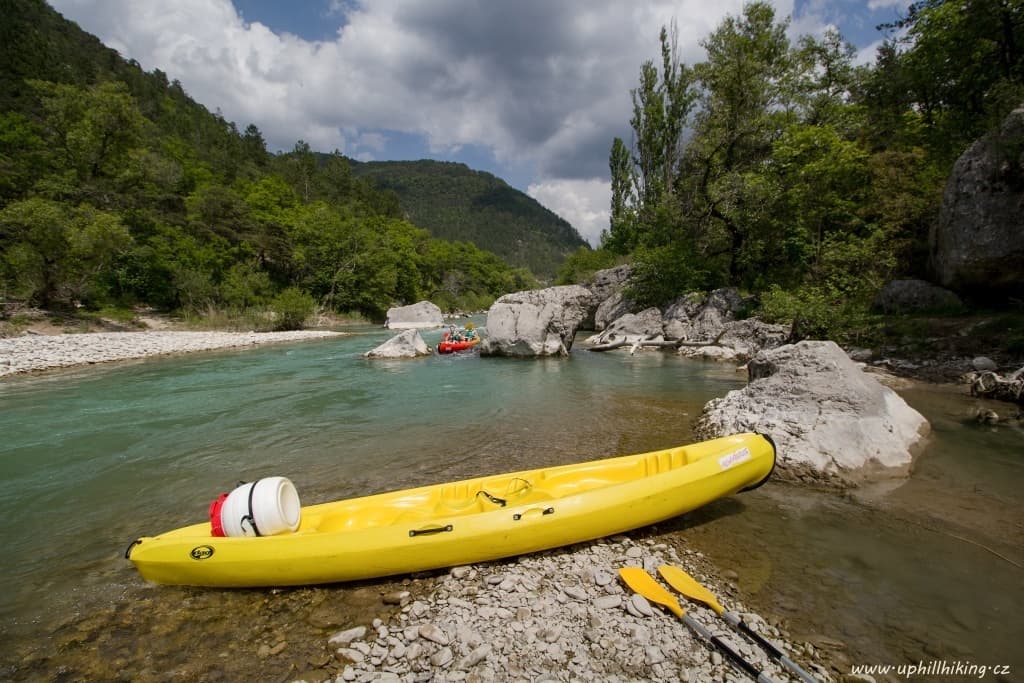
[587,337,715,353]
[970,366,1024,404]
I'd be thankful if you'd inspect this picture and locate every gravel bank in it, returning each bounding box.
[0,330,344,377]
[314,537,833,683]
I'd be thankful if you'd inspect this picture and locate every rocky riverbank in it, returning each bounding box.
[0,329,344,377]
[311,536,831,683]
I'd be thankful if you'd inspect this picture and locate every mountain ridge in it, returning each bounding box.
[345,157,590,279]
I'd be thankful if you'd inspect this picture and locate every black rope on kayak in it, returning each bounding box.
[476,490,507,507]
[241,479,263,537]
[124,538,142,559]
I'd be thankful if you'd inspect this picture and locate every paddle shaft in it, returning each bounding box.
[656,565,819,683]
[723,611,818,683]
[676,608,777,683]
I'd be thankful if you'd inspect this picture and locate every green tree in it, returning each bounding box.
[282,140,317,203]
[605,137,637,253]
[241,123,268,167]
[0,112,47,202]
[31,80,145,187]
[763,124,870,287]
[868,0,1024,158]
[682,1,794,283]
[555,246,619,285]
[219,262,273,308]
[1,197,131,306]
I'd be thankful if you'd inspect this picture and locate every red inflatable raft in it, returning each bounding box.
[438,329,481,354]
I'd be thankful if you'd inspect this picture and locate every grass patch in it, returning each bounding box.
[181,305,280,332]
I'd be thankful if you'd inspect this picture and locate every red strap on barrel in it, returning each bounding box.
[208,492,228,537]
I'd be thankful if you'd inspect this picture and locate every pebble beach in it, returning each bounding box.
[319,536,832,683]
[0,329,344,377]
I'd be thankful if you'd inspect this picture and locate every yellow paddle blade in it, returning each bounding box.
[618,567,684,617]
[658,565,726,615]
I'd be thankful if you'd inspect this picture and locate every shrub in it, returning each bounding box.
[269,287,316,330]
[758,284,878,344]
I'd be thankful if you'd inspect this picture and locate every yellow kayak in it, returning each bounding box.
[126,432,775,587]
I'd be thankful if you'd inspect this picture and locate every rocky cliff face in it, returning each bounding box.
[931,106,1024,300]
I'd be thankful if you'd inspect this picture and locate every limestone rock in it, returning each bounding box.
[586,307,664,345]
[931,106,1024,299]
[662,293,706,340]
[364,329,431,358]
[585,265,635,330]
[663,288,750,341]
[593,290,634,332]
[384,301,443,329]
[480,286,594,357]
[680,319,789,362]
[585,264,633,303]
[695,340,930,485]
[873,278,963,314]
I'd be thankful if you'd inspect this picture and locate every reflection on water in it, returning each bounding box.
[1,325,1021,680]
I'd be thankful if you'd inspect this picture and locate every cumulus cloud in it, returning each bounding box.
[50,0,753,169]
[528,179,611,248]
[50,0,853,243]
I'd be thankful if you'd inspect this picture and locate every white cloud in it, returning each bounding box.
[49,0,756,176]
[867,0,910,9]
[52,0,856,235]
[528,179,611,248]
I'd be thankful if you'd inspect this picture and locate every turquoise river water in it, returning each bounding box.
[1,322,1021,681]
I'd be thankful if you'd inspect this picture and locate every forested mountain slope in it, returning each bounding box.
[349,159,589,279]
[0,0,534,323]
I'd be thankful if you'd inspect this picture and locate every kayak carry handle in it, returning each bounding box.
[409,524,454,537]
[513,507,554,521]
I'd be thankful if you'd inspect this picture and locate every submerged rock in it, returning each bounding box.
[696,340,930,486]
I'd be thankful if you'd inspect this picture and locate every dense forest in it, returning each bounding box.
[559,0,1024,340]
[0,0,535,327]
[349,159,589,279]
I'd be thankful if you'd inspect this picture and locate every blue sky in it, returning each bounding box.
[51,0,909,245]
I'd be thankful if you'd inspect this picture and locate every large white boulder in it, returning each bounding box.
[695,340,930,486]
[480,286,594,357]
[364,329,432,358]
[385,301,443,329]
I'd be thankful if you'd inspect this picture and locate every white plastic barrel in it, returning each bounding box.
[219,477,301,537]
